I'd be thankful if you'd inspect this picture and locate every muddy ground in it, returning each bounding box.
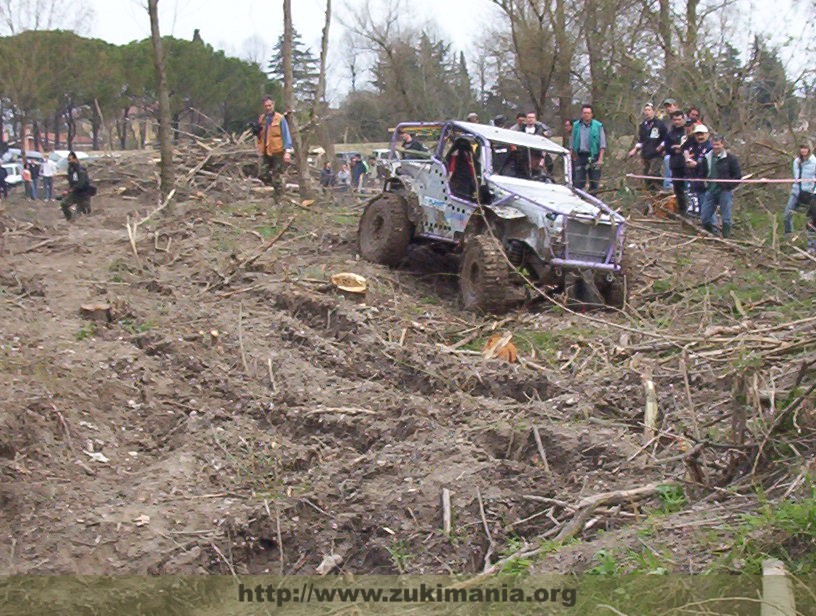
[1,162,814,578]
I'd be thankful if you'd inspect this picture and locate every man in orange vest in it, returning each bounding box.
[255,95,293,197]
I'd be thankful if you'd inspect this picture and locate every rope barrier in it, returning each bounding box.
[626,173,812,184]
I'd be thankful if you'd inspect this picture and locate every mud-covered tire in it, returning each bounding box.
[459,235,511,314]
[358,193,412,266]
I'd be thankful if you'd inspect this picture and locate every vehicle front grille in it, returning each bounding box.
[565,219,615,263]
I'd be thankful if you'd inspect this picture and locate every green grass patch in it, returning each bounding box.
[74,323,97,341]
[710,488,816,574]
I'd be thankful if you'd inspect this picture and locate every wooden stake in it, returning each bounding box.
[761,558,796,616]
[441,488,452,536]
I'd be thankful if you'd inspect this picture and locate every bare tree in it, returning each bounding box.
[311,0,335,162]
[283,0,314,200]
[147,0,175,201]
[240,34,269,67]
[0,0,94,34]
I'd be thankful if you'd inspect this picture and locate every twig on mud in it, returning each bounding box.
[267,356,278,393]
[597,606,632,616]
[208,216,296,291]
[531,426,551,473]
[238,301,249,375]
[16,238,59,255]
[301,498,333,518]
[554,482,681,544]
[126,188,176,264]
[306,406,376,416]
[476,487,495,573]
[209,541,238,579]
[263,499,285,575]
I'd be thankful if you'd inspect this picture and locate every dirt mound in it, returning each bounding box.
[1,157,814,578]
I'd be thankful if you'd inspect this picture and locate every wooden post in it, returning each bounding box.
[761,558,796,616]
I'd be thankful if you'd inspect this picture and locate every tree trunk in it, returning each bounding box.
[658,0,674,87]
[283,0,314,200]
[148,0,175,201]
[42,118,49,150]
[65,98,75,150]
[53,109,60,149]
[91,102,100,150]
[313,0,334,163]
[119,106,129,149]
[32,120,41,150]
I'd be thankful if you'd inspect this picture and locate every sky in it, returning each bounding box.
[85,0,495,102]
[82,0,804,101]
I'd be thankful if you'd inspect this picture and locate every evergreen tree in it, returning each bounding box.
[268,28,319,104]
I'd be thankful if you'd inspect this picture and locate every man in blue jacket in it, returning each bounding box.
[570,104,606,195]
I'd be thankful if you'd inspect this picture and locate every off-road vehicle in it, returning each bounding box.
[357,121,628,312]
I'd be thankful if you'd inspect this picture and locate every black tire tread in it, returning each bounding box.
[459,234,511,313]
[358,193,412,266]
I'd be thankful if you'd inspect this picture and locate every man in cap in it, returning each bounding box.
[466,112,480,123]
[683,124,713,218]
[628,102,666,193]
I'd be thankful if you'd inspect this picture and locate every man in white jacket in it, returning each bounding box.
[783,142,816,235]
[40,155,58,201]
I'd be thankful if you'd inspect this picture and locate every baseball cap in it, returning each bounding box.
[662,98,677,106]
[692,124,709,134]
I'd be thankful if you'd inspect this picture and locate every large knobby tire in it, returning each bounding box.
[459,234,511,314]
[358,193,412,266]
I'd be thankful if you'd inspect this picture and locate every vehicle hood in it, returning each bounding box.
[488,175,608,219]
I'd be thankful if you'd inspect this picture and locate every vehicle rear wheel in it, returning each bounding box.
[459,234,511,314]
[358,193,412,266]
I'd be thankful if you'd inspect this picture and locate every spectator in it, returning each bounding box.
[22,164,33,200]
[570,104,606,194]
[512,111,553,177]
[466,112,479,123]
[399,130,428,159]
[687,106,702,126]
[661,98,681,190]
[492,114,507,128]
[699,135,741,238]
[319,161,334,189]
[783,141,816,236]
[683,124,712,218]
[0,164,7,199]
[664,110,690,215]
[40,155,57,201]
[513,112,525,130]
[28,160,39,200]
[627,102,666,194]
[336,163,351,191]
[351,156,368,191]
[254,95,292,199]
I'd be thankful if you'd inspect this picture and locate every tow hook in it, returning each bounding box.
[605,272,615,283]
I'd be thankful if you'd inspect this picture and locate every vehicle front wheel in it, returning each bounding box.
[459,234,511,314]
[358,193,412,266]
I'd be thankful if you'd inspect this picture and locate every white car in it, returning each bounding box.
[49,149,89,171]
[1,162,23,187]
